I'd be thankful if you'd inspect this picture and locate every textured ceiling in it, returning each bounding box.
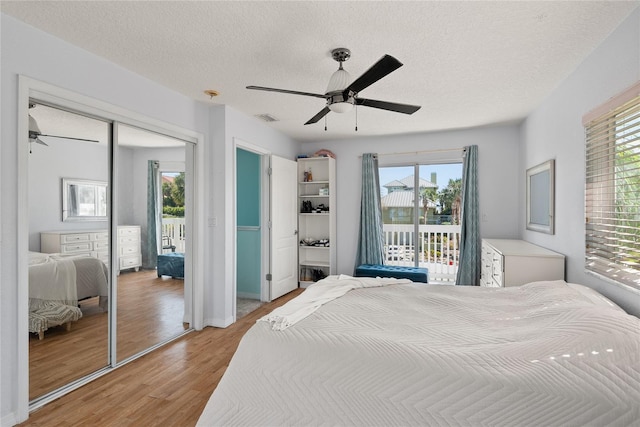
[3,1,639,142]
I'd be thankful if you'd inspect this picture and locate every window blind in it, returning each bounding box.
[585,91,640,289]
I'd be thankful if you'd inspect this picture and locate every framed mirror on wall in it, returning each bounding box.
[62,178,108,221]
[526,159,555,234]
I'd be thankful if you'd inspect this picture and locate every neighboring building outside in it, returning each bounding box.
[381,174,438,224]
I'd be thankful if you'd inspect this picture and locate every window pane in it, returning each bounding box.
[379,162,462,283]
[585,94,640,289]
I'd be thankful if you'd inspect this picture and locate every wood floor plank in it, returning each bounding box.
[29,270,187,399]
[21,288,303,426]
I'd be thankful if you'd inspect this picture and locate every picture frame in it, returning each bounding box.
[526,159,555,234]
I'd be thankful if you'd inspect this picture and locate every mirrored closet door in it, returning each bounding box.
[114,124,192,362]
[26,102,195,405]
[27,102,111,400]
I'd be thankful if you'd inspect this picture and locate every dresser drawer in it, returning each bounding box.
[119,245,138,256]
[491,253,504,286]
[92,232,109,241]
[119,255,141,269]
[61,233,91,244]
[119,235,139,246]
[118,227,140,237]
[61,242,92,253]
[94,240,109,250]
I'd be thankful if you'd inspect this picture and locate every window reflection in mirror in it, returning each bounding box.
[62,178,108,221]
[526,159,555,234]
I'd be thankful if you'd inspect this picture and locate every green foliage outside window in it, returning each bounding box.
[162,172,185,217]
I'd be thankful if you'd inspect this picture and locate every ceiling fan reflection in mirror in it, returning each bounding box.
[28,103,99,151]
[247,48,421,130]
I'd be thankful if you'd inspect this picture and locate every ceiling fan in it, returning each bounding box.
[28,103,99,147]
[247,48,421,126]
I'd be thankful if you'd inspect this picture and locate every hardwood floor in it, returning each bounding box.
[29,270,187,400]
[21,288,303,426]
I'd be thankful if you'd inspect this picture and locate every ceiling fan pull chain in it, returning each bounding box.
[355,104,358,131]
[324,115,327,131]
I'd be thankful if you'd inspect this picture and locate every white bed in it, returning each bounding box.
[197,276,640,426]
[28,252,109,338]
[29,251,109,306]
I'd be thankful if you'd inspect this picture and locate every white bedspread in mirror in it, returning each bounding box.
[29,251,109,307]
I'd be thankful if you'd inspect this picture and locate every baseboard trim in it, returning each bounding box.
[205,316,234,328]
[1,411,18,427]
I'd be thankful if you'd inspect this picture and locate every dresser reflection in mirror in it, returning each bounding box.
[40,225,142,273]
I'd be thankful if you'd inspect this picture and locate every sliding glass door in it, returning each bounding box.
[378,163,463,282]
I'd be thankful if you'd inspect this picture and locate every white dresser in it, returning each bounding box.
[40,225,142,273]
[116,226,142,273]
[480,239,564,287]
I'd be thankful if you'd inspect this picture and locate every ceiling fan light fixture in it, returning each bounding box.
[326,65,351,93]
[247,49,420,127]
[328,102,353,113]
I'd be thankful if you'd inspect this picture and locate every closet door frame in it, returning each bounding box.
[16,76,205,421]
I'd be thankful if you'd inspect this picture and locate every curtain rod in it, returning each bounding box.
[359,147,465,158]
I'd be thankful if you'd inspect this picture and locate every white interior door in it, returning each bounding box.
[270,155,298,300]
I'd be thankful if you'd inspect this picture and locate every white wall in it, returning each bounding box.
[206,105,300,327]
[117,146,135,226]
[521,8,640,315]
[304,125,522,275]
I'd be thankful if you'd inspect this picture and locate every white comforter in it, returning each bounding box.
[28,251,109,308]
[259,274,411,330]
[198,279,640,427]
[29,251,78,305]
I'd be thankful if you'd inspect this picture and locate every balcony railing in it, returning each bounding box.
[382,224,461,283]
[162,218,186,253]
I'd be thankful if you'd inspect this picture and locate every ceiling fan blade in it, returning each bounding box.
[39,134,100,143]
[356,98,421,114]
[247,85,326,99]
[304,107,331,125]
[344,55,403,94]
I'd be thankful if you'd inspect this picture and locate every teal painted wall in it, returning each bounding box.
[236,148,261,296]
[237,149,260,227]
